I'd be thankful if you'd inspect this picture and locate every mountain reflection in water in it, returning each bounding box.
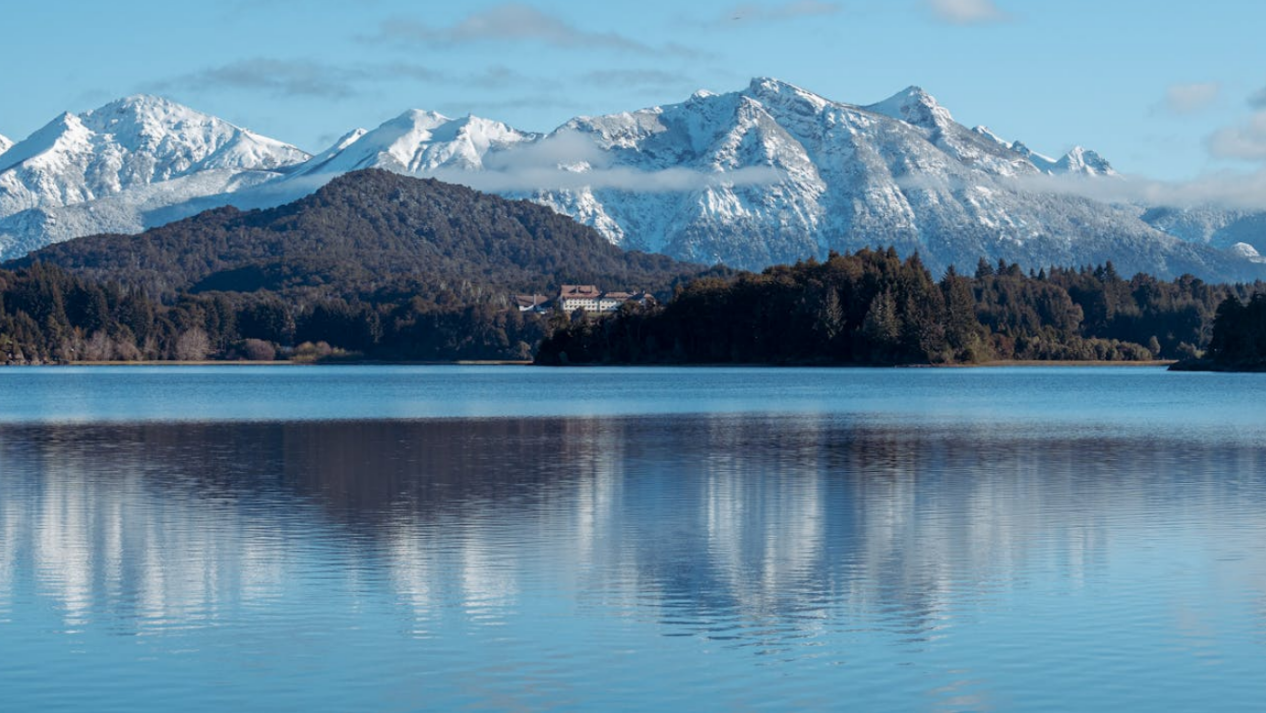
[2,415,1266,712]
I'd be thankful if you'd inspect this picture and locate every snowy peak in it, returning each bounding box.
[0,94,308,186]
[743,77,831,112]
[1230,242,1263,262]
[393,109,453,132]
[78,93,309,173]
[0,134,12,157]
[330,127,370,153]
[972,125,1008,147]
[0,94,310,228]
[290,109,540,177]
[867,86,954,130]
[289,128,371,178]
[436,114,538,154]
[1009,140,1060,172]
[998,137,1114,177]
[1055,146,1117,177]
[0,112,97,173]
[82,93,215,138]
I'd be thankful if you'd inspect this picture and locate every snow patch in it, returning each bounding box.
[1230,242,1264,262]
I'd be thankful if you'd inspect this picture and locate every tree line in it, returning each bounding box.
[537,248,1264,366]
[1181,293,1266,371]
[3,245,1262,367]
[0,262,546,364]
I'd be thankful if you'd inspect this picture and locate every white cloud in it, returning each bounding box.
[461,130,786,193]
[433,164,785,194]
[1025,106,1266,209]
[483,131,608,172]
[1161,82,1221,115]
[926,0,1008,25]
[1018,169,1266,212]
[1208,112,1266,162]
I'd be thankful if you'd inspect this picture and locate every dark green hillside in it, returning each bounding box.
[1,171,714,363]
[13,169,704,301]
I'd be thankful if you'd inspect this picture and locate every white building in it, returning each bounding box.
[557,285,656,314]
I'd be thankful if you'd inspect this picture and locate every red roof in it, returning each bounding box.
[560,285,602,298]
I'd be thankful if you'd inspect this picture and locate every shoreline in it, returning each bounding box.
[539,359,1178,369]
[28,359,1180,369]
[54,360,537,367]
[934,359,1176,368]
[1168,359,1266,373]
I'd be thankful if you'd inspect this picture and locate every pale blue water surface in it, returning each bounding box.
[1,366,1265,712]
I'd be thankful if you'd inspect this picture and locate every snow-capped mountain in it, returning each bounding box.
[970,127,1116,178]
[516,78,1237,277]
[263,79,1238,278]
[295,111,539,177]
[0,95,308,257]
[0,134,12,157]
[1,82,1260,281]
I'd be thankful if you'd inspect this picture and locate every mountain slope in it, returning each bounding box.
[0,95,309,257]
[259,78,1249,279]
[293,111,539,177]
[11,169,700,300]
[522,79,1246,279]
[2,83,1262,283]
[0,134,12,156]
[1141,206,1266,257]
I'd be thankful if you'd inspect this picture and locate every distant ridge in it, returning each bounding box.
[1,83,1263,282]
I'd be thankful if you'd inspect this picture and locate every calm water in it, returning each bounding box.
[1,367,1265,712]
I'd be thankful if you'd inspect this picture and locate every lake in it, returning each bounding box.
[1,366,1265,712]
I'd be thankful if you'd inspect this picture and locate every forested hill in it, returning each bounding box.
[10,169,704,300]
[538,249,1266,367]
[0,171,714,364]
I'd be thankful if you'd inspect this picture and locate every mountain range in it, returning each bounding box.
[1,80,1262,281]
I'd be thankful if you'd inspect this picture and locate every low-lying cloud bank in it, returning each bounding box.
[428,165,785,194]
[435,131,786,193]
[1017,170,1266,212]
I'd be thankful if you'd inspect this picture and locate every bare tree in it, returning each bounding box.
[175,328,211,362]
[82,332,114,362]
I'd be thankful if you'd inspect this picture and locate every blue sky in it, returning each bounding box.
[3,0,1265,181]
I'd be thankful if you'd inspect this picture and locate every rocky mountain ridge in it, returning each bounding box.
[1,82,1260,281]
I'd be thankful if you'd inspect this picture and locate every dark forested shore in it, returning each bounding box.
[2,173,1263,368]
[1169,294,1266,372]
[0,261,550,364]
[537,248,1263,367]
[4,246,1262,368]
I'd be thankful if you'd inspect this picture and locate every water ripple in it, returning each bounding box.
[0,377,1264,710]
